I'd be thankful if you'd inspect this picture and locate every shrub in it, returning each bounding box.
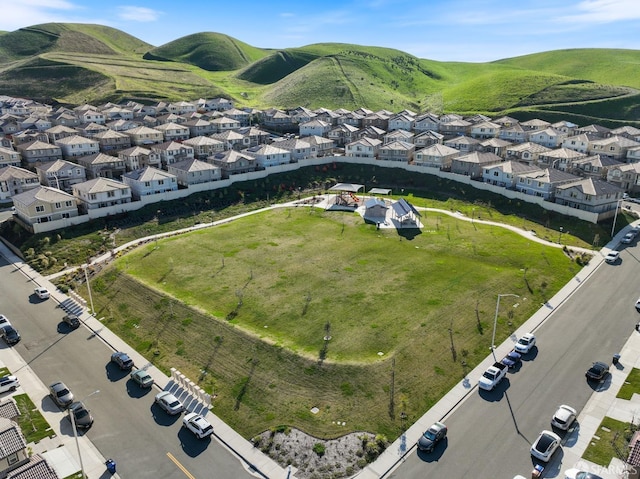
[312,443,326,456]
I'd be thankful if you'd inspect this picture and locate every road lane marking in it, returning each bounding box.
[167,452,196,479]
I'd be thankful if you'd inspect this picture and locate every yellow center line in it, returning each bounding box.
[166,452,196,479]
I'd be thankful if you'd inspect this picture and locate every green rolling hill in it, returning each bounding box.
[0,23,638,125]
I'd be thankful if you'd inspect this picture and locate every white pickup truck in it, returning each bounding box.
[478,362,508,390]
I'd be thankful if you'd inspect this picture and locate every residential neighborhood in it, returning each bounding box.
[0,95,637,233]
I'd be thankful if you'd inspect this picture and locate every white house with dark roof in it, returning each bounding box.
[561,133,598,154]
[272,138,312,161]
[244,144,291,168]
[122,166,178,199]
[210,130,244,150]
[483,161,542,188]
[299,119,331,137]
[54,135,100,159]
[555,177,624,212]
[168,158,222,186]
[0,166,40,201]
[528,127,568,148]
[345,137,382,159]
[538,147,587,171]
[588,135,640,161]
[570,154,622,179]
[515,168,580,200]
[470,120,501,140]
[72,177,132,212]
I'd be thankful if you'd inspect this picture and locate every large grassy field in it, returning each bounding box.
[88,205,581,439]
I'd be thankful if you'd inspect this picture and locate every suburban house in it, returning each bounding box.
[182,136,224,159]
[262,110,294,132]
[520,118,550,131]
[444,135,482,154]
[78,109,106,125]
[107,119,140,131]
[272,138,313,161]
[77,122,108,138]
[607,163,640,193]
[0,146,21,167]
[184,118,214,137]
[628,146,640,163]
[483,161,542,188]
[538,147,587,171]
[450,151,502,178]
[414,130,444,148]
[123,125,164,146]
[154,122,190,142]
[561,133,598,154]
[355,125,386,141]
[505,142,551,164]
[413,144,460,169]
[388,113,415,132]
[383,129,414,145]
[470,120,501,139]
[244,144,291,168]
[168,158,222,187]
[236,127,270,148]
[122,166,178,199]
[10,130,48,147]
[551,120,578,136]
[16,140,62,166]
[12,186,78,227]
[72,177,132,213]
[5,454,59,479]
[480,138,512,158]
[345,137,382,159]
[337,110,364,128]
[0,418,29,474]
[574,123,611,138]
[528,127,568,148]
[0,165,40,201]
[299,119,332,137]
[414,112,440,132]
[378,140,415,162]
[210,116,241,133]
[515,168,580,200]
[36,159,87,192]
[118,146,162,171]
[151,141,195,168]
[54,135,100,159]
[554,177,624,212]
[222,107,251,126]
[611,125,640,142]
[439,118,472,138]
[327,124,360,146]
[499,124,529,144]
[303,135,335,157]
[588,135,640,160]
[77,152,127,180]
[361,112,390,131]
[570,155,622,179]
[44,125,77,143]
[210,150,257,176]
[93,129,132,153]
[210,130,245,150]
[198,97,234,112]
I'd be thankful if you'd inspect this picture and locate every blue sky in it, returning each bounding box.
[2,0,640,62]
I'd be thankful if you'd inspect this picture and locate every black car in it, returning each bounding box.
[586,361,609,381]
[69,401,94,429]
[417,421,447,452]
[62,314,81,329]
[111,351,134,370]
[0,325,20,345]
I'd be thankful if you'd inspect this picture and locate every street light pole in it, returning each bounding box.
[83,265,94,315]
[69,390,99,478]
[491,294,520,361]
[611,198,624,238]
[558,226,564,244]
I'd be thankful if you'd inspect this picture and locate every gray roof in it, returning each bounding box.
[0,400,19,420]
[6,454,59,479]
[0,418,26,459]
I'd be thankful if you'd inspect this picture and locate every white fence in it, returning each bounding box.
[26,156,604,233]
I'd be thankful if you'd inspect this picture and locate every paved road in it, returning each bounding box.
[389,242,639,478]
[0,256,256,479]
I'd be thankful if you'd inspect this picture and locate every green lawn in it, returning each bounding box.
[617,368,640,400]
[13,394,56,444]
[87,206,581,439]
[582,416,633,467]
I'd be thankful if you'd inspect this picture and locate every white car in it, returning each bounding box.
[154,391,183,415]
[182,412,213,438]
[0,315,10,328]
[34,287,50,300]
[530,429,561,462]
[514,333,536,354]
[604,251,620,264]
[564,469,603,479]
[551,404,577,430]
[0,375,19,394]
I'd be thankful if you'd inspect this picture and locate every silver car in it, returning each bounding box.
[49,381,74,408]
[154,391,183,415]
[551,404,577,430]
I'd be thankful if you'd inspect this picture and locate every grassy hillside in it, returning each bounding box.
[0,23,638,122]
[144,32,268,71]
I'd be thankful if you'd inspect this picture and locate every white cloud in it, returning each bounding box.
[0,0,78,31]
[117,6,163,23]
[558,0,640,23]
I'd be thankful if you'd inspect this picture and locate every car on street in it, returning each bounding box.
[417,421,447,452]
[604,251,620,264]
[69,401,93,429]
[154,391,183,415]
[182,412,214,438]
[636,297,640,311]
[111,351,134,370]
[530,430,561,462]
[564,469,603,479]
[514,333,536,354]
[501,350,522,369]
[130,369,154,388]
[34,287,50,299]
[62,314,80,329]
[0,375,20,394]
[551,404,577,430]
[49,381,74,408]
[0,325,20,345]
[0,314,10,327]
[622,232,635,244]
[586,361,609,381]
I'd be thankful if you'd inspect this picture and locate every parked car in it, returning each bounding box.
[154,391,183,415]
[69,401,93,429]
[585,361,609,381]
[622,232,635,244]
[501,350,522,369]
[604,251,620,264]
[0,375,20,393]
[417,421,447,452]
[514,333,536,354]
[0,314,10,327]
[182,412,214,438]
[564,469,603,479]
[636,296,640,311]
[49,382,74,408]
[62,314,80,329]
[111,351,134,370]
[34,287,50,299]
[551,404,577,430]
[130,369,154,388]
[0,325,20,345]
[530,430,561,462]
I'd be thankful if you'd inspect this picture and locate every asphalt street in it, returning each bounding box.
[389,242,640,478]
[0,255,256,479]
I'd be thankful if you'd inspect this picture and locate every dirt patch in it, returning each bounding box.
[252,428,388,479]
